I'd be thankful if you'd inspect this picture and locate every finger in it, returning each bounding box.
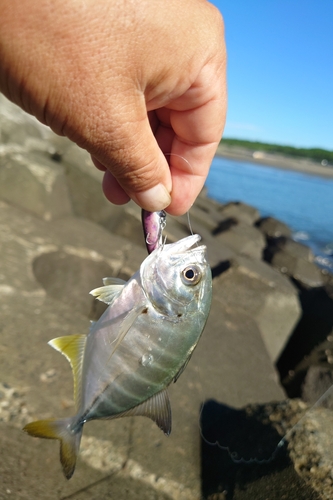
[90,94,172,212]
[91,157,107,172]
[92,157,131,205]
[102,170,131,205]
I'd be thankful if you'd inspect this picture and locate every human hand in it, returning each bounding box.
[0,0,226,215]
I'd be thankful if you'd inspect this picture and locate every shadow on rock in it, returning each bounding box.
[211,260,231,279]
[200,400,320,500]
[33,250,116,321]
[277,286,333,399]
[212,217,238,236]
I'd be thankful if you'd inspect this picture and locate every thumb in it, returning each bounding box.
[92,96,172,212]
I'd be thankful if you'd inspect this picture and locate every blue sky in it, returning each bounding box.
[210,0,333,149]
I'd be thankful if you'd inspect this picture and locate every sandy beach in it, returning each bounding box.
[216,144,333,179]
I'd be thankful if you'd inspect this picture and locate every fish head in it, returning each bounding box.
[141,235,212,318]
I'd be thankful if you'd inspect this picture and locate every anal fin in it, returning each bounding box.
[120,389,172,435]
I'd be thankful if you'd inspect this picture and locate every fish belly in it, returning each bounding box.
[80,312,200,421]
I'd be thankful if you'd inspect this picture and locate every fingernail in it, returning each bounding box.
[133,184,171,212]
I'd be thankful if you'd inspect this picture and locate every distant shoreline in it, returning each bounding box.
[215,145,333,179]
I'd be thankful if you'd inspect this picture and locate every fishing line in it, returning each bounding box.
[198,404,286,465]
[186,212,194,237]
[281,382,333,441]
[199,382,333,466]
[162,234,167,250]
[164,153,196,240]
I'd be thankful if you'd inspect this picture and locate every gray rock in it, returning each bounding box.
[257,216,292,238]
[271,251,324,288]
[0,119,44,146]
[213,255,301,361]
[200,398,322,500]
[0,95,44,145]
[281,400,333,500]
[0,152,72,221]
[213,220,266,260]
[208,242,237,271]
[280,239,315,262]
[218,201,260,225]
[277,288,333,399]
[302,366,333,409]
[129,295,285,497]
[62,144,114,222]
[1,93,329,500]
[0,93,72,156]
[0,199,147,313]
[62,145,151,249]
[0,200,184,498]
[323,272,333,300]
[0,197,285,499]
[179,203,217,232]
[0,425,172,500]
[263,234,324,289]
[176,293,286,407]
[196,188,224,212]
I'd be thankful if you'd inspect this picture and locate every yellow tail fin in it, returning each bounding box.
[23,417,82,479]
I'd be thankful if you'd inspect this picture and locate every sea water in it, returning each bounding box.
[205,156,333,271]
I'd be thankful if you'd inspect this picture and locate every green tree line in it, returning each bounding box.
[220,138,333,164]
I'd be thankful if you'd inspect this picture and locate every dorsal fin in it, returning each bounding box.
[89,284,124,305]
[119,389,172,435]
[48,334,86,410]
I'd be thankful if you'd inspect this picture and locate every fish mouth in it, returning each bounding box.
[182,234,202,250]
[167,234,206,255]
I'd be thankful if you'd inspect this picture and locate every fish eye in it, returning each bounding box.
[181,265,201,285]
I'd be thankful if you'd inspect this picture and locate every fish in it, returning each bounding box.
[23,234,212,479]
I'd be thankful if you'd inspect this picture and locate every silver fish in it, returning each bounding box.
[23,234,212,479]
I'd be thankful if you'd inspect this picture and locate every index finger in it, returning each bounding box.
[162,63,227,215]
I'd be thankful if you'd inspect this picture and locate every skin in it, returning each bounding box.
[0,0,227,215]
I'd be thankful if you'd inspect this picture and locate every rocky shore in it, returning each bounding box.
[1,94,333,499]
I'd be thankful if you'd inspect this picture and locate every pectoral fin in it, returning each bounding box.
[108,305,147,359]
[90,284,124,305]
[119,389,172,435]
[102,277,126,286]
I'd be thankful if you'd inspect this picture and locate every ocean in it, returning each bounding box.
[205,156,333,272]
